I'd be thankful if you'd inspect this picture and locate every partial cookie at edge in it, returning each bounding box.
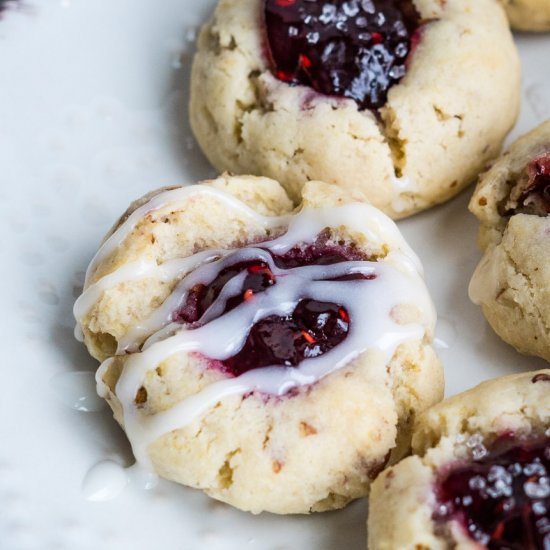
[469,121,550,362]
[368,370,550,550]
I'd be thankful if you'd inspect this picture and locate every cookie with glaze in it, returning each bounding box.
[75,174,442,514]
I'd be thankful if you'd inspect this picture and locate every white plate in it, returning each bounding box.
[1,2,548,549]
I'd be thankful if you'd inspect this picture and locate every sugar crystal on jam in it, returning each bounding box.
[264,0,421,110]
[435,437,550,549]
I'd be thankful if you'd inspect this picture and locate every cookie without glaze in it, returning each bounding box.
[499,0,550,31]
[75,175,442,514]
[190,0,520,219]
[368,370,550,550]
[469,121,550,362]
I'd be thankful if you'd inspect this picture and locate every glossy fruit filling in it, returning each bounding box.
[223,299,350,376]
[435,437,550,549]
[174,237,373,375]
[264,0,421,110]
[517,153,550,216]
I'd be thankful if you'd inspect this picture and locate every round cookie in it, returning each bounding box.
[189,0,520,219]
[500,0,550,31]
[368,370,550,549]
[74,174,443,514]
[469,121,550,362]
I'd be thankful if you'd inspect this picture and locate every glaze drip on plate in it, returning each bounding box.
[76,185,435,467]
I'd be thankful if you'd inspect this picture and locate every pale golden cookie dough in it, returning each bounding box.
[77,175,443,514]
[469,121,550,362]
[190,0,520,219]
[368,370,550,550]
[500,0,550,31]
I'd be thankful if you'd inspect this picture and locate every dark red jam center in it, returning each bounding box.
[173,237,374,375]
[435,438,550,550]
[264,0,421,110]
[224,299,350,376]
[173,261,276,324]
[518,154,550,216]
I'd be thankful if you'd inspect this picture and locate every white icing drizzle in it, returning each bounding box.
[118,248,269,353]
[117,260,432,465]
[96,357,115,399]
[74,251,223,337]
[83,184,291,287]
[76,185,436,471]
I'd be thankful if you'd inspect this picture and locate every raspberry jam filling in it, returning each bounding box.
[173,238,373,375]
[435,437,550,549]
[172,260,276,324]
[517,153,550,216]
[223,299,350,376]
[264,0,421,110]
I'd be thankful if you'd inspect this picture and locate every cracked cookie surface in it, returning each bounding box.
[75,174,443,514]
[499,0,550,31]
[368,370,550,550]
[469,121,550,362]
[189,0,520,219]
